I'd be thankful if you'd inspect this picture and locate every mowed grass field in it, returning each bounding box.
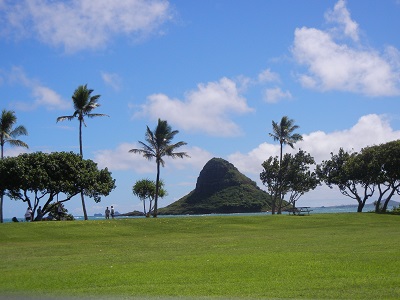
[0,213,399,299]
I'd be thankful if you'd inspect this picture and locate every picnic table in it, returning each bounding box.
[288,207,313,216]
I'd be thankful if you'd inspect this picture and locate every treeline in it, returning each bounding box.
[261,140,400,214]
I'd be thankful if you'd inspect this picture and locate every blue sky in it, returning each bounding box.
[1,0,400,218]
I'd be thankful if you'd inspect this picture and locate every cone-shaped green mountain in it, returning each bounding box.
[158,157,272,215]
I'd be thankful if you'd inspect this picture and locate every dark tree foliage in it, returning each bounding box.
[316,148,375,212]
[357,141,400,212]
[260,150,318,213]
[281,150,319,209]
[0,109,29,223]
[0,151,116,219]
[260,156,280,213]
[132,178,166,217]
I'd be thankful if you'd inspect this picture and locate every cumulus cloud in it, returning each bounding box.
[94,143,213,173]
[258,68,280,83]
[101,72,122,91]
[292,0,400,97]
[263,87,292,103]
[325,0,359,42]
[0,0,173,53]
[7,67,70,111]
[136,77,254,137]
[228,114,400,176]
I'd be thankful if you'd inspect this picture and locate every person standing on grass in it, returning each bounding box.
[111,206,115,219]
[57,203,64,220]
[36,206,43,221]
[105,207,110,219]
[25,207,32,221]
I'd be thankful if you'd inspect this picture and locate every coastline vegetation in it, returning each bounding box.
[0,213,399,299]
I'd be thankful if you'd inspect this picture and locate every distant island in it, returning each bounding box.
[157,157,273,215]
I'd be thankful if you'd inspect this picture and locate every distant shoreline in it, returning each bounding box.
[3,203,386,223]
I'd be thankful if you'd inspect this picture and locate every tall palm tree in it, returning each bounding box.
[269,116,303,214]
[0,109,29,223]
[56,84,108,220]
[129,119,189,217]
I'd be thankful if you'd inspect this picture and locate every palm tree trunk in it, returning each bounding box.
[277,141,283,214]
[153,160,161,218]
[0,193,3,223]
[79,118,83,157]
[78,119,88,220]
[80,192,88,220]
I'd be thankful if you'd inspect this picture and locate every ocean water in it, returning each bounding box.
[3,204,378,223]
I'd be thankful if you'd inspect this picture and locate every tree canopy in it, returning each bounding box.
[0,151,116,219]
[316,141,400,212]
[260,150,318,213]
[0,109,29,223]
[132,178,167,217]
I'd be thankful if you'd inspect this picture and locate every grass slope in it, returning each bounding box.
[0,214,399,299]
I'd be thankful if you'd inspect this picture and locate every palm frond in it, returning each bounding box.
[86,113,109,119]
[56,115,75,122]
[7,139,29,149]
[11,125,28,136]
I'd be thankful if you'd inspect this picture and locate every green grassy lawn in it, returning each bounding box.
[0,213,399,299]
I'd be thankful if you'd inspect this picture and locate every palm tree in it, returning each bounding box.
[0,109,29,223]
[129,119,189,217]
[57,84,108,220]
[269,116,303,214]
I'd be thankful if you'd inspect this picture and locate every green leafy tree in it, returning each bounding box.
[268,116,303,214]
[0,152,116,220]
[260,150,318,213]
[0,109,28,223]
[132,179,167,216]
[358,141,400,213]
[280,150,319,210]
[260,156,280,214]
[375,140,400,212]
[316,148,375,212]
[57,84,109,220]
[129,119,189,217]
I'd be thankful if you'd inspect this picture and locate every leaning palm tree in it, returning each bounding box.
[0,109,29,223]
[269,116,303,214]
[129,119,189,217]
[56,84,108,220]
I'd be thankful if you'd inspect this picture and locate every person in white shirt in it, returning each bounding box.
[25,207,32,221]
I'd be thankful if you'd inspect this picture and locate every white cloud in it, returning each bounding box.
[101,72,122,91]
[292,1,400,97]
[7,67,70,111]
[32,86,70,110]
[325,0,359,42]
[1,0,173,53]
[258,68,280,83]
[263,87,292,103]
[136,77,254,137]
